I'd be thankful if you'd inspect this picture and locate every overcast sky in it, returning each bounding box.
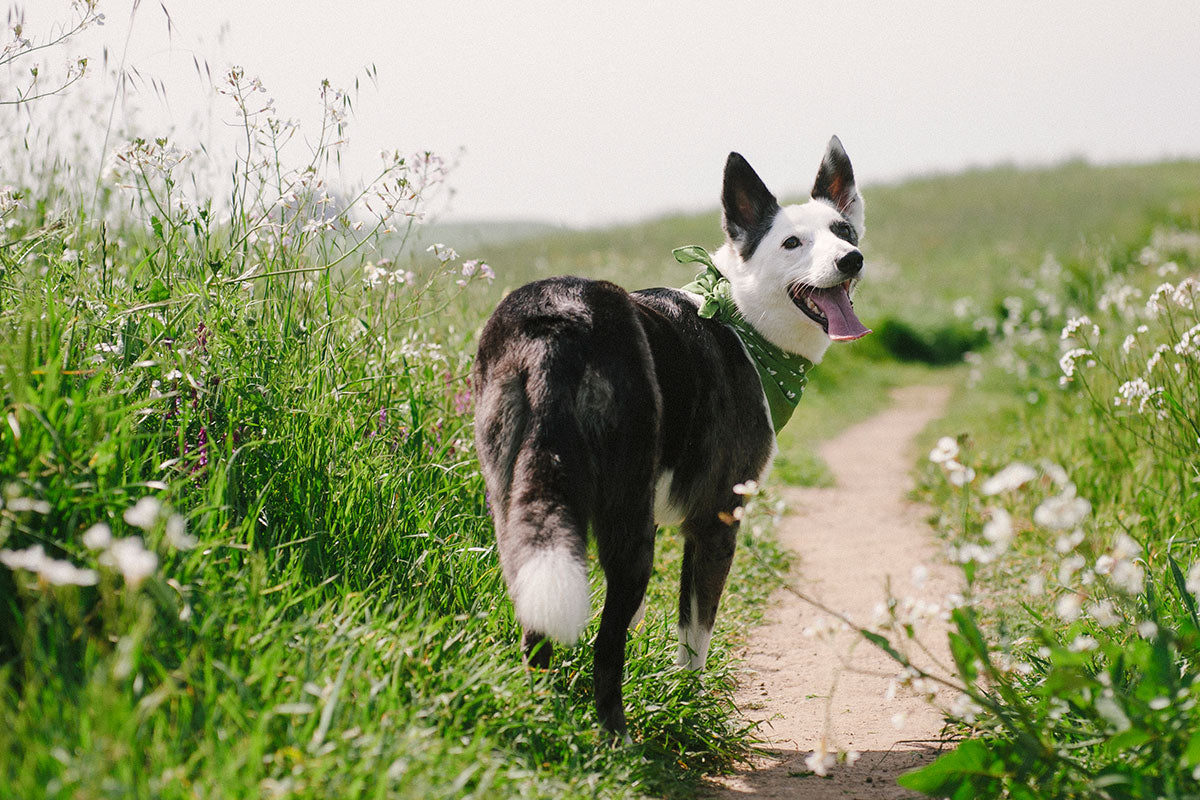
[14,1,1200,226]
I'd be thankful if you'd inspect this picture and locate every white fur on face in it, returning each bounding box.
[716,198,864,363]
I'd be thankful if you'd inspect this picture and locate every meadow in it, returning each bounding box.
[5,10,1200,798]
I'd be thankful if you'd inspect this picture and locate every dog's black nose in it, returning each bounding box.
[836,251,863,277]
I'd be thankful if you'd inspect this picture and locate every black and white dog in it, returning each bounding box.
[472,138,868,733]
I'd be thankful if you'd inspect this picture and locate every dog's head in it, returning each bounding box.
[715,137,869,363]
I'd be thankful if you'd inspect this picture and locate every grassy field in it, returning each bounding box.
[5,23,1200,796]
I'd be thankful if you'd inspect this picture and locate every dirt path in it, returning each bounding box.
[710,384,958,799]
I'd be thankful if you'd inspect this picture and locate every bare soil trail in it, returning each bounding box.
[709,384,958,799]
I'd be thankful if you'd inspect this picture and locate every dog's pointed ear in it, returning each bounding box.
[723,152,780,257]
[811,136,865,236]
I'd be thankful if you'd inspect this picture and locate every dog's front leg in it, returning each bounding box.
[676,514,738,670]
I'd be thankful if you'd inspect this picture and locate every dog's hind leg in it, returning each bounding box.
[592,506,656,735]
[676,514,738,670]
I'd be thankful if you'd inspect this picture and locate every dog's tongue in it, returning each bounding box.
[813,286,871,341]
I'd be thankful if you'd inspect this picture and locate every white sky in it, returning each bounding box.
[11,1,1200,226]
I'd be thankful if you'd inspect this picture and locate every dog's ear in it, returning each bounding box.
[811,136,865,236]
[723,152,780,258]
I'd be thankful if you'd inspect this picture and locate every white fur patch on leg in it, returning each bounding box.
[511,547,591,645]
[675,594,713,670]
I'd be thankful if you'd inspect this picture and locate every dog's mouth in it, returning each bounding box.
[787,280,872,341]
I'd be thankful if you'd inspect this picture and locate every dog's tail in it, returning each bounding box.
[473,346,592,646]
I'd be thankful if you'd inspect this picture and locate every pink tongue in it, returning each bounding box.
[813,287,871,341]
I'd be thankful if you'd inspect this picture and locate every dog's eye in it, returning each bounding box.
[782,236,801,250]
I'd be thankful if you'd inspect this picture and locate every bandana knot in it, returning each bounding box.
[674,245,812,433]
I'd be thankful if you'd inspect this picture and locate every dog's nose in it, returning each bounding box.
[836,251,863,277]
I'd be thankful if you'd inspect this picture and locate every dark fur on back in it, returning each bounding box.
[473,276,774,732]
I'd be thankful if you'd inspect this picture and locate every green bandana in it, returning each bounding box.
[674,245,812,434]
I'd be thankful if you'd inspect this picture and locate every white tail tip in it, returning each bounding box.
[511,547,591,644]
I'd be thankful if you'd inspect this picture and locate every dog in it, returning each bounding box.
[472,137,869,734]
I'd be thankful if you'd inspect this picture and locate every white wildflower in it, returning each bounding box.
[953,542,996,564]
[1061,315,1099,341]
[1095,554,1116,575]
[1138,621,1158,638]
[0,545,99,586]
[82,523,112,549]
[123,496,163,530]
[1149,696,1170,711]
[1055,593,1082,621]
[1186,561,1200,606]
[732,480,759,496]
[982,507,1014,550]
[1041,461,1071,487]
[1113,533,1141,560]
[980,462,1037,495]
[100,537,158,587]
[1146,344,1171,372]
[1026,573,1046,596]
[804,741,836,777]
[165,514,196,550]
[1089,600,1121,628]
[1056,529,1085,554]
[1099,283,1143,321]
[946,462,975,487]
[1069,634,1098,652]
[1114,378,1162,413]
[1174,276,1198,308]
[1111,559,1145,595]
[928,436,959,464]
[1034,487,1090,530]
[1058,347,1092,383]
[1058,554,1086,585]
[1176,323,1200,357]
[1121,334,1137,354]
[1146,282,1175,315]
[4,496,51,514]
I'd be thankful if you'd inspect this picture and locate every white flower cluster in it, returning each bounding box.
[1112,377,1163,415]
[1058,347,1093,386]
[929,436,974,486]
[1,496,194,591]
[1061,315,1100,342]
[0,184,19,218]
[363,259,415,289]
[0,545,98,586]
[112,137,192,177]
